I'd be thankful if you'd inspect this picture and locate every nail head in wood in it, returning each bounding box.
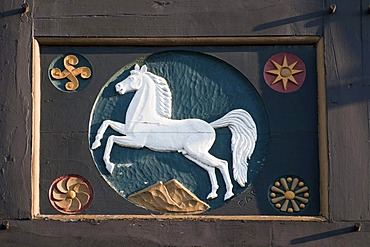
[21,2,30,16]
[1,221,10,230]
[329,4,337,14]
[355,223,362,232]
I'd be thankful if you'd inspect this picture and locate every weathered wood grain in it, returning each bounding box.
[324,0,370,221]
[34,0,323,37]
[1,0,370,245]
[362,1,370,87]
[1,220,369,247]
[0,1,33,219]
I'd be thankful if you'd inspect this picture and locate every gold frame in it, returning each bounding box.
[32,36,328,221]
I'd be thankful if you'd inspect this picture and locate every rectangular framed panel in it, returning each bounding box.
[32,37,327,221]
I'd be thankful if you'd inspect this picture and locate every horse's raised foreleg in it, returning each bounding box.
[92,120,126,150]
[182,153,219,200]
[103,135,144,174]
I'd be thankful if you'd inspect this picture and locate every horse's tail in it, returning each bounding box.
[210,109,257,187]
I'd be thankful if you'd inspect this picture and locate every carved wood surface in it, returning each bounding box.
[33,0,323,37]
[0,1,33,219]
[1,220,369,246]
[1,0,370,246]
[324,0,370,221]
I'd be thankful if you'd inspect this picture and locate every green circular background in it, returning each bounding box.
[89,50,269,212]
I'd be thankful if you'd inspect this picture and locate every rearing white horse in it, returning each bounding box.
[91,64,257,201]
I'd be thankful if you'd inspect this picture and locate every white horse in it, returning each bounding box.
[91,64,257,201]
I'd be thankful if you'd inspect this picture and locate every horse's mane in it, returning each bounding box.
[145,72,172,118]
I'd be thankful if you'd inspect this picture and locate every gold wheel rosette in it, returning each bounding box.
[49,175,93,214]
[269,176,309,213]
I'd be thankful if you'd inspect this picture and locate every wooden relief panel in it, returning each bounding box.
[36,43,320,217]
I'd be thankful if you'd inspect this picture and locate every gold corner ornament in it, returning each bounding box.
[50,55,91,91]
[266,55,303,91]
[269,177,309,213]
[263,53,306,93]
[49,175,93,214]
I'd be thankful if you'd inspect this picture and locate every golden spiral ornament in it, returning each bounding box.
[65,55,79,66]
[50,54,92,91]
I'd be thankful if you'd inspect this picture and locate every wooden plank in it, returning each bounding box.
[317,39,329,218]
[32,40,41,217]
[34,0,323,37]
[2,0,370,245]
[34,0,322,18]
[324,0,370,220]
[362,1,370,86]
[0,2,33,219]
[36,36,321,46]
[0,220,369,246]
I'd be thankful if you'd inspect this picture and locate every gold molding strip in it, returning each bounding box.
[317,38,329,219]
[32,39,41,217]
[35,214,326,222]
[36,36,321,46]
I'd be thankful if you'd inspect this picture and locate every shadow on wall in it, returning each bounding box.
[253,11,325,32]
[0,4,29,18]
[291,225,360,244]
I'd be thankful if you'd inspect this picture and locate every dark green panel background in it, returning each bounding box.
[39,45,318,216]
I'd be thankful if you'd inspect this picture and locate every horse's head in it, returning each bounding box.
[115,64,147,95]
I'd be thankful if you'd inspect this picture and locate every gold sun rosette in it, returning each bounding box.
[49,175,92,214]
[266,55,303,91]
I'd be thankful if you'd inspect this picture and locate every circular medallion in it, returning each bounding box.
[269,176,310,213]
[89,50,269,213]
[263,53,306,93]
[48,53,92,92]
[49,175,93,214]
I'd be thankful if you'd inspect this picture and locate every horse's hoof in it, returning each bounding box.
[207,192,218,200]
[91,140,101,150]
[224,191,234,201]
[106,163,115,174]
